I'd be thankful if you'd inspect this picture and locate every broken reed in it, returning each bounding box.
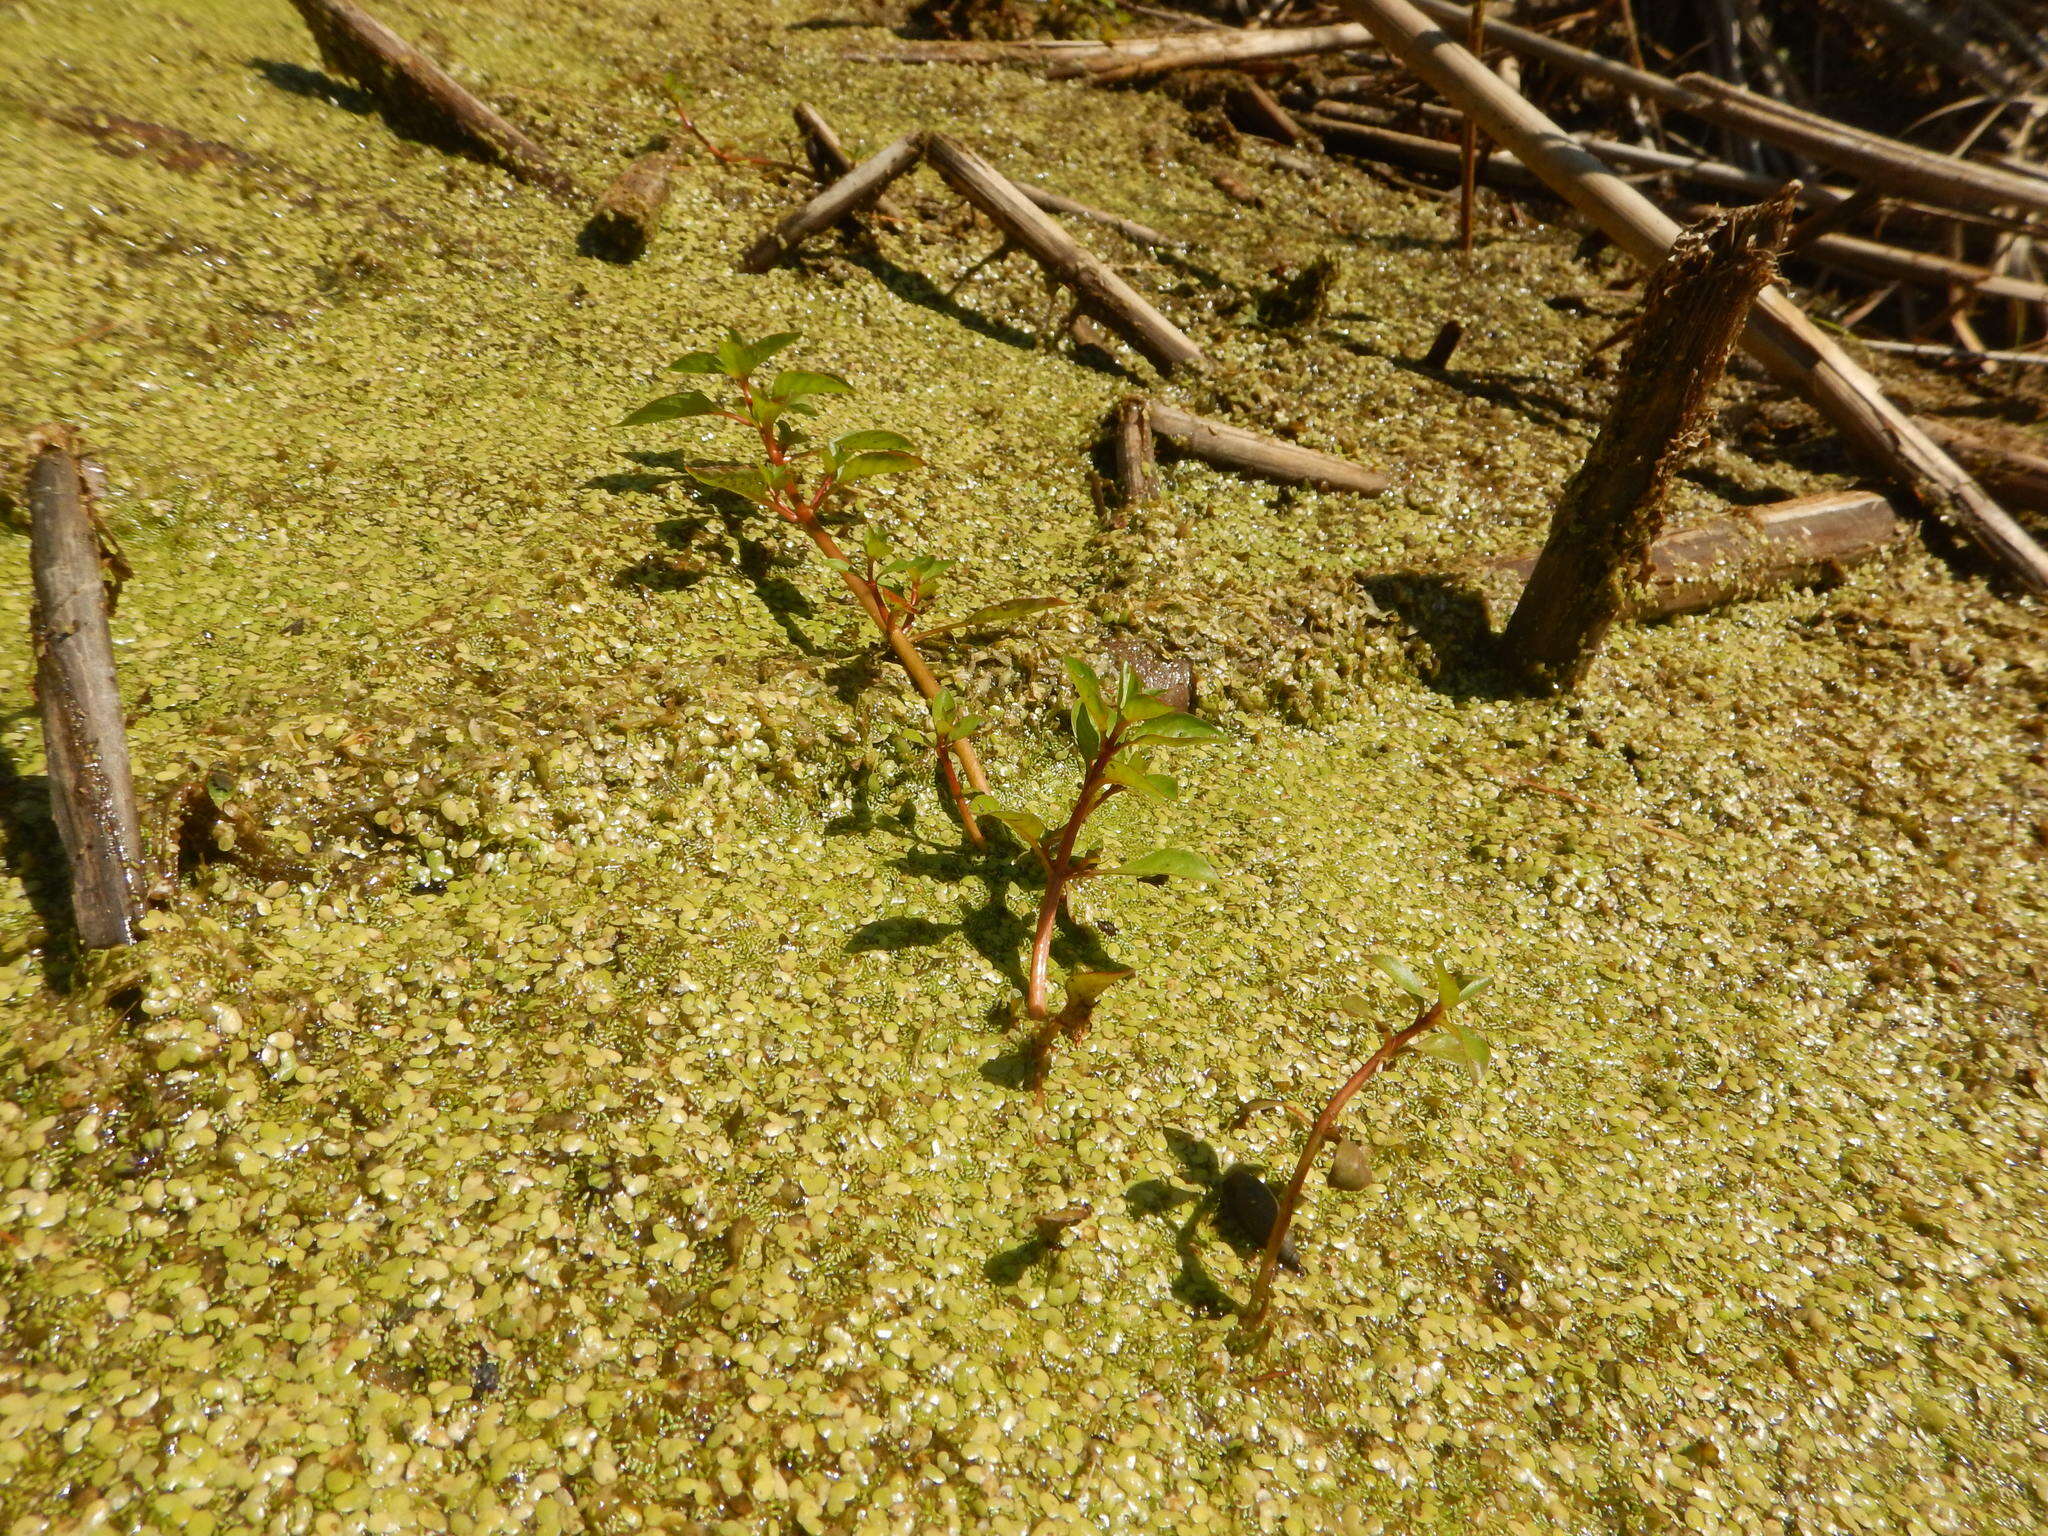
[1501,190,1795,692]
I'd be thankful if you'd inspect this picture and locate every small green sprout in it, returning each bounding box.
[973,657,1223,1036]
[1237,954,1498,1343]
[618,331,1059,844]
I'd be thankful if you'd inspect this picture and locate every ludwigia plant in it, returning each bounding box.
[619,330,1057,841]
[1238,956,1495,1343]
[973,658,1222,1081]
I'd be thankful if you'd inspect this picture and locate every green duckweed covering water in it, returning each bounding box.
[2,0,2046,1531]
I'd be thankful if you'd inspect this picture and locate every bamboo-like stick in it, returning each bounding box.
[1481,489,1908,622]
[1111,396,1161,506]
[1918,421,2048,513]
[1049,22,1375,83]
[739,132,926,273]
[581,149,677,262]
[923,135,1206,375]
[1678,74,2048,224]
[284,0,576,195]
[1502,195,1793,690]
[25,429,144,949]
[1336,0,2048,596]
[1147,402,1388,494]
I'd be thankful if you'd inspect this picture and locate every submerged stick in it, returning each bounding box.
[739,132,925,273]
[25,429,143,949]
[1148,403,1388,494]
[285,0,576,195]
[1481,488,1907,625]
[924,134,1206,375]
[1111,396,1161,506]
[1503,195,1792,690]
[581,148,677,262]
[1338,0,2048,596]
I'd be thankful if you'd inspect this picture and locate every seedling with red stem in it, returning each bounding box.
[974,658,1223,1049]
[1238,956,1496,1344]
[618,330,1058,843]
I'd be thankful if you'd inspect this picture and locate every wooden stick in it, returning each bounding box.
[923,134,1206,375]
[284,0,576,196]
[1458,0,1487,254]
[1111,396,1161,506]
[1232,82,1308,146]
[793,102,854,180]
[738,132,926,274]
[1050,22,1376,83]
[1678,74,2048,224]
[1015,187,1181,250]
[1859,338,2048,365]
[1336,0,2048,596]
[581,149,676,262]
[1482,488,1908,623]
[1422,318,1464,367]
[1502,195,1794,690]
[1147,402,1389,494]
[1783,183,1884,252]
[25,429,143,949]
[1919,421,2048,513]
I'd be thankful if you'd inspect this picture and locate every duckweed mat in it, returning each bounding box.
[2,1,2046,1532]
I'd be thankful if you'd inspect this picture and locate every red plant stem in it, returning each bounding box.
[935,743,986,848]
[1022,726,1123,1020]
[733,381,993,819]
[1241,999,1447,1336]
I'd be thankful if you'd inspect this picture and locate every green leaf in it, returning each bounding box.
[1129,711,1225,744]
[618,390,721,426]
[1071,699,1102,763]
[1371,954,1430,1001]
[1063,658,1109,730]
[1455,975,1494,1005]
[769,369,853,401]
[860,526,893,563]
[1331,993,1377,1021]
[919,597,1065,638]
[1115,664,1142,714]
[1120,695,1175,723]
[685,464,775,504]
[970,796,1046,848]
[1102,848,1218,882]
[1432,959,1461,1007]
[1105,759,1178,802]
[833,450,922,484]
[1415,1020,1491,1083]
[668,350,724,374]
[831,429,916,456]
[1062,967,1134,1005]
[740,332,803,373]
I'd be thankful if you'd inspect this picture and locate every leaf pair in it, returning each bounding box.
[671,328,802,381]
[927,688,984,749]
[1063,657,1223,757]
[822,429,918,485]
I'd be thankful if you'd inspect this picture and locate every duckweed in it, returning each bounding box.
[2,0,2046,1532]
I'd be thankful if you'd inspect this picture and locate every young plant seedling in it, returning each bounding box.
[1237,955,1496,1344]
[618,330,1058,838]
[972,658,1222,1076]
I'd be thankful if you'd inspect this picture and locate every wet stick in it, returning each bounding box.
[285,0,576,196]
[1503,195,1792,692]
[923,135,1207,376]
[739,133,925,273]
[1147,403,1387,494]
[1111,396,1161,508]
[1338,0,2048,595]
[1481,488,1907,625]
[25,428,143,949]
[581,149,677,262]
